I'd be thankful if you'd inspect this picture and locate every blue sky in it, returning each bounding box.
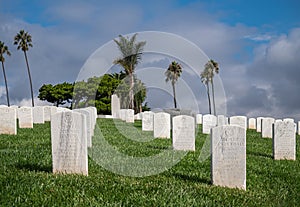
[0,0,300,120]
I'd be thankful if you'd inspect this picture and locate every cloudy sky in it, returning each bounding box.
[0,0,300,120]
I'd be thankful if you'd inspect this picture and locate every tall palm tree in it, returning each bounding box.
[14,30,34,107]
[200,67,212,114]
[0,41,11,106]
[165,61,182,109]
[201,59,219,115]
[113,33,146,109]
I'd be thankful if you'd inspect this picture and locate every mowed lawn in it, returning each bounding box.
[0,118,300,206]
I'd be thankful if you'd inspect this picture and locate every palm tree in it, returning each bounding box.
[113,33,146,109]
[201,59,219,115]
[165,61,182,108]
[14,30,34,107]
[0,41,11,106]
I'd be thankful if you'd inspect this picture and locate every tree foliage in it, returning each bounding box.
[165,61,182,109]
[0,41,11,106]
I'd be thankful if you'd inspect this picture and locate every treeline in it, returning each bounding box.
[38,71,149,114]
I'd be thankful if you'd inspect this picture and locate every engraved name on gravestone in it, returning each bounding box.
[261,117,275,138]
[142,111,154,131]
[33,106,45,124]
[211,125,246,190]
[202,114,217,134]
[196,114,202,125]
[273,120,296,160]
[51,111,88,175]
[0,107,17,135]
[172,115,195,151]
[230,116,247,129]
[248,118,256,129]
[256,117,264,133]
[18,107,33,128]
[154,112,170,138]
[125,109,134,123]
[111,94,120,119]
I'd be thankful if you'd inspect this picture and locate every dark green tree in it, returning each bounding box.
[0,41,11,106]
[14,30,34,106]
[113,33,146,110]
[165,61,182,108]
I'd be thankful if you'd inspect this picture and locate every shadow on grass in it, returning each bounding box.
[172,172,211,185]
[16,163,52,173]
[248,151,273,159]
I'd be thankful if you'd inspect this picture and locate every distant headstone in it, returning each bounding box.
[202,114,217,134]
[74,109,92,147]
[298,121,300,135]
[142,111,154,131]
[119,109,127,121]
[283,118,294,123]
[196,114,202,124]
[0,107,17,135]
[134,113,142,120]
[86,107,97,136]
[172,115,195,151]
[18,107,33,128]
[51,111,88,175]
[211,125,246,190]
[273,120,296,160]
[57,107,71,112]
[248,118,256,129]
[261,117,275,138]
[111,94,120,118]
[217,115,227,126]
[125,109,134,123]
[33,106,45,124]
[256,117,264,132]
[44,106,52,122]
[154,112,170,138]
[230,116,247,129]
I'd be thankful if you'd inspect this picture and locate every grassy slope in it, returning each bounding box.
[0,119,299,206]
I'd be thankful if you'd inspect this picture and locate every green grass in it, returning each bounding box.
[0,119,299,206]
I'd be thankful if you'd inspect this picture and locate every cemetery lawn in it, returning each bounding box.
[0,119,299,206]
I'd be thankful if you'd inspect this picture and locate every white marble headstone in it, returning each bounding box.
[273,120,296,160]
[74,109,92,148]
[154,112,170,138]
[248,118,256,129]
[196,114,202,125]
[230,116,247,129]
[256,117,264,133]
[119,109,127,121]
[211,125,246,190]
[111,94,120,118]
[33,106,45,124]
[261,117,275,138]
[202,114,217,134]
[173,115,195,151]
[51,111,88,175]
[125,109,134,123]
[217,115,227,126]
[142,111,154,131]
[18,107,33,128]
[0,107,17,135]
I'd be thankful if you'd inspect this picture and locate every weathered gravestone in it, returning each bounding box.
[0,107,17,135]
[51,111,88,175]
[18,107,33,128]
[173,115,195,151]
[217,115,227,126]
[211,125,246,190]
[202,114,217,134]
[261,117,275,138]
[230,116,247,129]
[33,106,45,124]
[248,118,256,129]
[74,109,92,147]
[111,94,120,119]
[273,120,296,160]
[196,114,202,124]
[125,109,134,123]
[256,117,264,133]
[154,112,170,138]
[142,111,154,131]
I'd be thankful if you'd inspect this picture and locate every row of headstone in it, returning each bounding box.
[51,106,97,176]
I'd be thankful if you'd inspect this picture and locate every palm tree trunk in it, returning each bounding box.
[172,81,177,108]
[1,61,10,106]
[211,79,216,115]
[206,83,212,114]
[24,51,34,107]
[129,71,134,109]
